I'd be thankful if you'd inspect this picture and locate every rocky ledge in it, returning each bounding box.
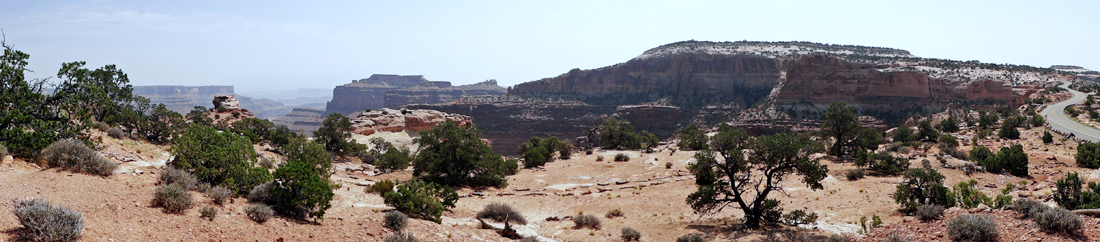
[348,108,472,136]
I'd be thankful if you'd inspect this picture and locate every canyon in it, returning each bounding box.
[324,74,507,116]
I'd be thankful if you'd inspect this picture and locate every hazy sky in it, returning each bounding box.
[2,1,1098,93]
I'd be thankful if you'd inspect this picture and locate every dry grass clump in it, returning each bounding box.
[12,198,84,242]
[1034,206,1082,233]
[383,232,418,242]
[41,139,116,176]
[107,127,127,139]
[621,227,641,241]
[947,214,998,242]
[573,214,601,229]
[200,206,217,221]
[477,203,526,224]
[605,208,624,218]
[369,179,395,194]
[614,153,630,161]
[916,204,945,221]
[384,211,408,232]
[845,169,865,180]
[676,234,706,242]
[247,182,273,203]
[596,155,604,161]
[205,186,232,205]
[159,167,200,190]
[884,231,911,242]
[93,121,109,131]
[153,183,193,214]
[825,233,852,242]
[245,204,274,223]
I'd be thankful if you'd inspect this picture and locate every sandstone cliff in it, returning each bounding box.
[324,74,506,115]
[415,40,1074,154]
[133,85,293,119]
[348,108,472,136]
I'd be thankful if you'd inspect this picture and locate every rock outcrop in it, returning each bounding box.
[325,75,506,115]
[348,108,472,136]
[413,40,1074,154]
[213,95,241,111]
[133,86,294,119]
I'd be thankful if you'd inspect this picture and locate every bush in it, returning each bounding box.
[676,234,706,242]
[245,204,274,223]
[599,117,657,150]
[369,179,396,194]
[614,153,630,161]
[1035,206,1082,233]
[884,232,911,242]
[256,158,276,169]
[171,125,272,195]
[665,162,673,169]
[573,214,601,229]
[383,232,418,242]
[845,169,865,180]
[1053,172,1100,210]
[93,122,109,131]
[782,210,818,226]
[855,151,906,176]
[621,227,641,241]
[206,186,232,205]
[159,166,200,190]
[107,127,127,139]
[947,214,998,242]
[916,204,944,221]
[41,139,117,176]
[0,144,7,159]
[383,179,458,223]
[894,163,954,210]
[247,182,273,203]
[412,122,515,187]
[678,123,708,151]
[605,208,624,218]
[969,146,993,164]
[1011,199,1047,218]
[938,134,958,147]
[825,233,851,242]
[200,206,217,221]
[477,203,527,224]
[893,124,913,142]
[377,147,411,173]
[519,136,572,167]
[522,147,548,168]
[313,113,366,156]
[1075,141,1100,168]
[384,211,408,231]
[596,155,604,161]
[153,184,193,214]
[12,198,83,242]
[1042,131,1054,143]
[269,160,334,221]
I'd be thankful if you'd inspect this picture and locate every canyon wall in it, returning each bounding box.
[325,75,506,115]
[133,85,293,119]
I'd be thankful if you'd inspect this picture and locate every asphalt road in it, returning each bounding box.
[1040,82,1100,142]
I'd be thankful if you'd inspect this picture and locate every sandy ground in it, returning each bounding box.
[3,124,1100,241]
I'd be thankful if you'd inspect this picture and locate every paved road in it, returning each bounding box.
[1040,82,1100,142]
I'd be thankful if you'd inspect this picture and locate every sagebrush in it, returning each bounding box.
[477,203,527,224]
[621,227,641,241]
[200,206,217,221]
[41,139,117,176]
[573,214,601,229]
[947,214,998,242]
[12,198,84,242]
[383,232,418,242]
[245,204,274,223]
[153,184,193,214]
[384,211,408,232]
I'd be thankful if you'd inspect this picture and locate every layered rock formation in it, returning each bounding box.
[348,108,472,136]
[325,75,506,115]
[133,86,293,119]
[271,108,326,135]
[415,40,1074,154]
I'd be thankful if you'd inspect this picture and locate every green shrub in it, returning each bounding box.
[894,164,954,211]
[245,204,274,223]
[246,182,273,204]
[1042,131,1054,143]
[855,151,906,176]
[383,232,418,242]
[677,123,708,151]
[1075,141,1100,168]
[369,179,396,194]
[200,206,217,221]
[384,211,408,231]
[41,139,117,176]
[313,113,366,156]
[519,136,572,166]
[969,146,993,163]
[206,186,232,205]
[998,122,1020,139]
[937,117,960,133]
[947,214,998,242]
[477,203,527,224]
[782,210,818,226]
[892,124,913,142]
[383,179,458,223]
[676,234,706,242]
[614,153,630,162]
[171,125,272,195]
[599,117,657,150]
[412,122,516,187]
[916,204,944,221]
[107,127,127,139]
[12,198,83,242]
[269,160,334,221]
[376,147,411,173]
[153,184,193,214]
[1035,206,1082,233]
[573,214,601,229]
[621,227,641,241]
[938,134,958,147]
[522,146,549,168]
[1053,172,1100,210]
[845,169,865,180]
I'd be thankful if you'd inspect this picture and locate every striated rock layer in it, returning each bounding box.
[325,74,506,115]
[414,40,1075,154]
[347,108,472,136]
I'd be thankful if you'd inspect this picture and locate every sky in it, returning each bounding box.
[2,0,1098,94]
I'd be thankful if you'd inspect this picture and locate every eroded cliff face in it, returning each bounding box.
[325,75,506,115]
[348,108,472,136]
